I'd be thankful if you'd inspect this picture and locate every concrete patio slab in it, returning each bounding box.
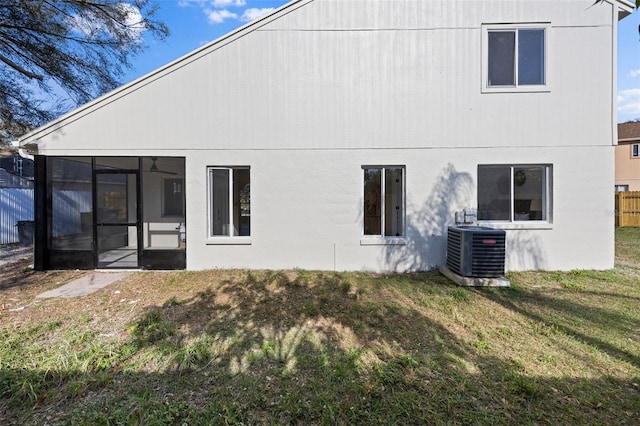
[37,272,132,298]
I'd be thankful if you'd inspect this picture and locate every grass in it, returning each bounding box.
[1,228,640,424]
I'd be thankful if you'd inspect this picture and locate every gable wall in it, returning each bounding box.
[31,0,615,153]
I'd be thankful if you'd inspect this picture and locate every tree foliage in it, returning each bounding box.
[0,0,168,144]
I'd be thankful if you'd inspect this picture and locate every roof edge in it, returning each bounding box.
[18,0,313,145]
[608,0,636,18]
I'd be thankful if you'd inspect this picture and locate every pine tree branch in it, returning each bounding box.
[0,53,43,80]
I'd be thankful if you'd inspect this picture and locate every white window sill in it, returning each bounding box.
[206,237,252,245]
[477,221,553,230]
[482,85,551,93]
[482,85,550,94]
[360,237,407,246]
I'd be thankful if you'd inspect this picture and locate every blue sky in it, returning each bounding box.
[127,1,640,123]
[617,9,640,122]
[123,0,290,81]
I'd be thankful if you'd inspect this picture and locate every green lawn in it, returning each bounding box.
[2,228,640,425]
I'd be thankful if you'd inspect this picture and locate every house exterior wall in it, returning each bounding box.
[21,0,626,271]
[615,142,640,191]
[182,146,613,272]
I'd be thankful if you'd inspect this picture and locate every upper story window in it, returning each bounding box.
[482,24,549,93]
[632,143,639,158]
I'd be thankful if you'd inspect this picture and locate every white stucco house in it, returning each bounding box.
[15,0,634,272]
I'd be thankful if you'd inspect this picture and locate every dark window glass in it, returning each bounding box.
[384,168,403,237]
[364,168,382,236]
[478,165,548,222]
[234,169,251,237]
[518,29,545,85]
[488,31,515,86]
[363,167,404,236]
[488,28,545,87]
[209,167,250,237]
[478,166,511,220]
[513,167,546,221]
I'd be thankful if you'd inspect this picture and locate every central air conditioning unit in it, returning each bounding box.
[446,226,506,278]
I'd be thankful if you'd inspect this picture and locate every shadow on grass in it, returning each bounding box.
[0,257,35,291]
[2,270,640,424]
[472,283,640,368]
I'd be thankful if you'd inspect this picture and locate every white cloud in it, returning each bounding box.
[118,3,146,40]
[240,7,275,22]
[213,0,247,7]
[194,2,275,25]
[205,9,238,24]
[69,3,146,43]
[629,69,640,78]
[177,0,206,6]
[618,88,640,116]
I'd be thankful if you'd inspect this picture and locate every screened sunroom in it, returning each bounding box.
[34,156,186,270]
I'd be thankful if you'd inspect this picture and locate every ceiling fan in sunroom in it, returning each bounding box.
[146,157,177,175]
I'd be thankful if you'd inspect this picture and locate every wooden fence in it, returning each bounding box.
[615,191,640,227]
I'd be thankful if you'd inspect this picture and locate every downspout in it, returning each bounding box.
[611,3,619,147]
[10,140,35,161]
[609,0,635,141]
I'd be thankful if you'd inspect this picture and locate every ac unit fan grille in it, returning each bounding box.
[446,226,506,278]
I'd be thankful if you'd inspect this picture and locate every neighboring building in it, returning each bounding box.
[615,121,640,191]
[0,168,32,189]
[15,0,634,272]
[0,153,34,178]
[0,153,34,189]
[0,151,34,245]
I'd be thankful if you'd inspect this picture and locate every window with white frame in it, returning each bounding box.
[632,143,639,158]
[477,165,551,222]
[483,24,547,91]
[363,166,404,237]
[208,167,250,237]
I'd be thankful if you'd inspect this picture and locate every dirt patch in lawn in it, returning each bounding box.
[0,247,88,321]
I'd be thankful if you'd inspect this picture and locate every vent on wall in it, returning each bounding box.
[446,226,506,278]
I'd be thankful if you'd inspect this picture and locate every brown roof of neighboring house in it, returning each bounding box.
[0,148,17,158]
[618,121,640,141]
